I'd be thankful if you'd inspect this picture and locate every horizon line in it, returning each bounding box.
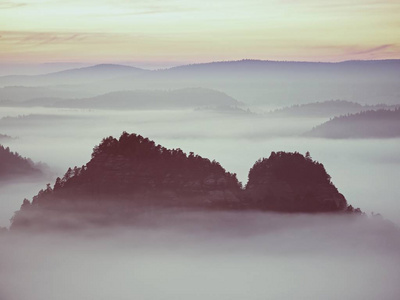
[1,58,400,76]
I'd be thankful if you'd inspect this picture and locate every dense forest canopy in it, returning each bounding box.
[10,132,362,230]
[0,145,41,179]
[307,108,400,138]
[245,151,348,212]
[19,132,242,209]
[247,151,333,187]
[269,100,400,118]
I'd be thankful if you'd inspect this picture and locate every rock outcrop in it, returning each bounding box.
[11,132,243,229]
[11,133,353,230]
[245,152,347,212]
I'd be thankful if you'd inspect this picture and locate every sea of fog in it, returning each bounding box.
[1,107,400,300]
[0,107,399,227]
[1,211,400,300]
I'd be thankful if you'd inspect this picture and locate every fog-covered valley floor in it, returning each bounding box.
[1,62,400,299]
[1,211,400,300]
[1,107,399,226]
[1,0,400,296]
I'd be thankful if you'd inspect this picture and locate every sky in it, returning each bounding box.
[0,0,399,67]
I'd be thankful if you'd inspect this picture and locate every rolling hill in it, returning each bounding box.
[306,109,400,138]
[1,60,399,106]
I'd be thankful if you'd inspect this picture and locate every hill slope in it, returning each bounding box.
[0,64,147,87]
[0,145,42,180]
[306,109,400,138]
[269,100,400,118]
[10,132,356,230]
[1,60,399,105]
[51,88,239,109]
[245,152,347,212]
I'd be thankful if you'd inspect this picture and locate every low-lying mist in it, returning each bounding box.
[1,59,399,300]
[0,179,47,229]
[1,107,400,226]
[1,211,399,300]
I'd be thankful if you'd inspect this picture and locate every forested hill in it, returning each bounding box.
[51,88,239,110]
[11,132,243,228]
[306,109,400,138]
[1,60,399,105]
[245,152,348,212]
[0,145,42,180]
[269,100,400,118]
[11,132,359,230]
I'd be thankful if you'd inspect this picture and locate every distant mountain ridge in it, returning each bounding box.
[4,59,400,79]
[3,59,395,80]
[49,64,144,75]
[0,64,147,87]
[166,59,400,73]
[1,88,240,110]
[1,59,399,105]
[269,100,400,118]
[51,88,240,109]
[306,109,400,138]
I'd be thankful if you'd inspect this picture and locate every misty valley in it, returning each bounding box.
[1,60,400,299]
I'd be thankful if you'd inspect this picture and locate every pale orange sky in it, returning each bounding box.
[0,0,399,65]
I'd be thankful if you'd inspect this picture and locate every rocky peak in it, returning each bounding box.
[245,151,347,212]
[11,134,356,230]
[11,132,243,229]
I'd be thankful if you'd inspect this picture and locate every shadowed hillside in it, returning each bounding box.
[0,145,42,180]
[10,132,358,230]
[268,100,400,118]
[1,88,240,110]
[1,60,399,105]
[10,132,243,229]
[306,108,400,138]
[51,88,239,110]
[245,152,347,212]
[0,64,147,87]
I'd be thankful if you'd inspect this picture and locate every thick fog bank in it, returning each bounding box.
[0,180,49,227]
[1,107,399,226]
[1,212,399,300]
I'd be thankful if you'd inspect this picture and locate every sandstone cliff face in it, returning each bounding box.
[245,152,347,212]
